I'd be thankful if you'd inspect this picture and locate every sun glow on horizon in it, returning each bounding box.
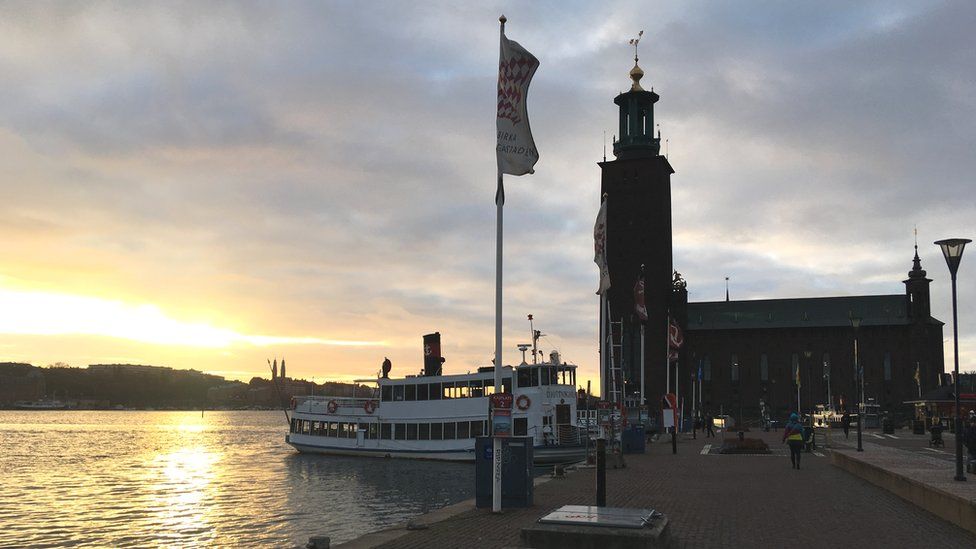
[0,287,386,349]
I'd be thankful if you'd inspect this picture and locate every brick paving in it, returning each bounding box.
[365,430,976,548]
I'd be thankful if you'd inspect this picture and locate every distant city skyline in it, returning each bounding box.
[1,1,974,390]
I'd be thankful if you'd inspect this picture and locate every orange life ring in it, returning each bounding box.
[364,400,377,414]
[327,400,338,413]
[516,394,531,411]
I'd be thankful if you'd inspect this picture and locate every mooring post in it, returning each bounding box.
[596,437,606,507]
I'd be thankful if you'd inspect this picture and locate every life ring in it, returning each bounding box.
[327,400,338,413]
[516,394,531,411]
[364,400,377,414]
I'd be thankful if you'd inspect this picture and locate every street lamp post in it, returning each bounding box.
[850,314,863,452]
[935,238,971,482]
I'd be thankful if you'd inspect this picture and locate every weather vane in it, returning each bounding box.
[629,30,644,63]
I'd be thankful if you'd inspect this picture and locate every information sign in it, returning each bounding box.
[490,392,513,437]
[661,393,678,430]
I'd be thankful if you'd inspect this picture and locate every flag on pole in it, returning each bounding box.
[667,316,683,362]
[594,198,610,294]
[795,364,801,388]
[633,272,647,321]
[496,24,539,176]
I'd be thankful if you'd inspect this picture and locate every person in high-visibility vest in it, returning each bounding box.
[782,412,805,470]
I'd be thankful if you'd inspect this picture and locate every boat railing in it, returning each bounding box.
[294,395,379,408]
[529,424,585,446]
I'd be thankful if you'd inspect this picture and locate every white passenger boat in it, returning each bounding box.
[285,352,585,464]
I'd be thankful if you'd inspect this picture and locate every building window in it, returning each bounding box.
[731,354,739,382]
[884,352,892,381]
[760,354,769,382]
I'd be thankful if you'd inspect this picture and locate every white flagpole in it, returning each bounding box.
[640,323,645,412]
[676,354,680,431]
[492,17,505,515]
[600,293,606,399]
[493,169,504,513]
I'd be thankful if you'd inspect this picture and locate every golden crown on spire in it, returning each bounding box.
[628,30,645,91]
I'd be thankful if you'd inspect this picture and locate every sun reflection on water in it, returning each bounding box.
[146,420,221,544]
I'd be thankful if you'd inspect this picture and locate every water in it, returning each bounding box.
[0,411,474,547]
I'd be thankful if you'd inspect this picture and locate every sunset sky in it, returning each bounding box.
[1,1,974,390]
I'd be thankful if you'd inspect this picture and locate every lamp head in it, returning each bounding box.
[934,238,971,276]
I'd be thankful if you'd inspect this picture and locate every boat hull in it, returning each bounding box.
[286,435,585,465]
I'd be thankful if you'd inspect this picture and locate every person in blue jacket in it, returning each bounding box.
[782,412,805,470]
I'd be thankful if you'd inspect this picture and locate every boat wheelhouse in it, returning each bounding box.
[286,356,584,464]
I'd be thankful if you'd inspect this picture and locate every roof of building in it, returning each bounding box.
[686,294,928,331]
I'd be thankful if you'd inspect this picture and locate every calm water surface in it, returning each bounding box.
[0,411,473,547]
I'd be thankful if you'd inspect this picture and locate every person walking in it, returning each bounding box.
[842,411,851,440]
[704,412,715,438]
[965,412,976,473]
[783,412,805,469]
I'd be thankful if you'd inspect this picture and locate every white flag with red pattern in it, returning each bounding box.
[496,27,539,176]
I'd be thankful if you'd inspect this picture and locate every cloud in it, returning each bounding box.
[0,1,974,384]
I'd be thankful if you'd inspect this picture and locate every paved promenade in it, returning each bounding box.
[337,429,976,549]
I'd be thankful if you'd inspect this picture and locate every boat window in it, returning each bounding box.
[381,423,392,440]
[442,382,454,399]
[428,382,442,400]
[406,423,418,440]
[405,384,417,401]
[430,423,443,440]
[503,377,512,394]
[471,420,484,438]
[393,385,405,401]
[417,384,429,401]
[470,379,484,398]
[540,367,552,385]
[443,422,456,440]
[328,422,338,437]
[513,417,528,436]
[518,368,535,388]
[381,385,392,402]
[368,423,378,440]
[290,418,297,433]
[457,421,470,439]
[458,383,470,398]
[336,423,346,438]
[394,423,406,440]
[310,421,318,434]
[419,423,430,440]
[484,380,496,396]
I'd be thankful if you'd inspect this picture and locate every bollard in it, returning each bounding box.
[596,438,606,507]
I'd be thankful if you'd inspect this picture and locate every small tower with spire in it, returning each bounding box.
[904,233,932,321]
[613,31,661,159]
